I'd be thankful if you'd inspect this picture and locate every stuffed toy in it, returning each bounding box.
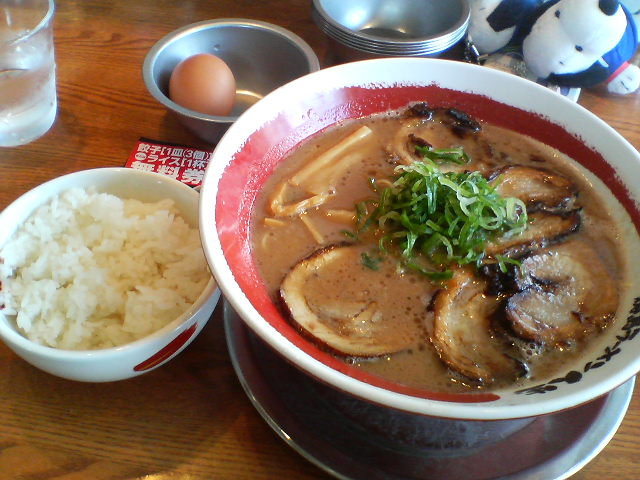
[468,0,546,54]
[467,0,640,95]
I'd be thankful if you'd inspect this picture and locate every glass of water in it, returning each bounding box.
[0,0,56,147]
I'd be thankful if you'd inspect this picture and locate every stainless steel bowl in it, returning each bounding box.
[312,0,469,61]
[143,19,320,144]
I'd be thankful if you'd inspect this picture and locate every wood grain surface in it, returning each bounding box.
[1,1,639,479]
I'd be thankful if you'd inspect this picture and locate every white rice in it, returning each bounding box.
[0,187,210,350]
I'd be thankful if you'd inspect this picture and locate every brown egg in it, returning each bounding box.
[168,53,236,116]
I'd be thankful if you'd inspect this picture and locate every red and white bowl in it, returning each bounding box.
[199,58,640,420]
[0,168,220,382]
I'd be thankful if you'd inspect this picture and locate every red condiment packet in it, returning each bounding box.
[125,138,213,188]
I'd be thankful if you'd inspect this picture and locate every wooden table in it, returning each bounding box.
[1,1,639,478]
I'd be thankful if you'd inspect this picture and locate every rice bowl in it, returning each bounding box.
[0,168,219,382]
[1,187,210,350]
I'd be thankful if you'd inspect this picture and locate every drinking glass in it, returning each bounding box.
[0,0,56,147]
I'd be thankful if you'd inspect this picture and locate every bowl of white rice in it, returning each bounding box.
[0,167,219,382]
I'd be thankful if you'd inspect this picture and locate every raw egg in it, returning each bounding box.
[168,53,236,116]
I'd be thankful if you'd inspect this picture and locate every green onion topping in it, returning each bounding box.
[356,148,527,279]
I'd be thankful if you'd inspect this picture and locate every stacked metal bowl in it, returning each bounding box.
[312,0,470,59]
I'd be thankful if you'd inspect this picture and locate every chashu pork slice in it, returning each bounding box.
[490,165,578,213]
[430,267,524,385]
[485,209,581,258]
[280,245,430,357]
[505,239,619,345]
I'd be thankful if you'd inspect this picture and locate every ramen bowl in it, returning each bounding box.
[199,58,640,420]
[143,18,320,144]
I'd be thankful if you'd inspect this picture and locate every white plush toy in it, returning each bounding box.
[468,0,640,94]
[468,0,545,54]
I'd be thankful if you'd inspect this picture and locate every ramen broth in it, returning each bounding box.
[251,106,624,393]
